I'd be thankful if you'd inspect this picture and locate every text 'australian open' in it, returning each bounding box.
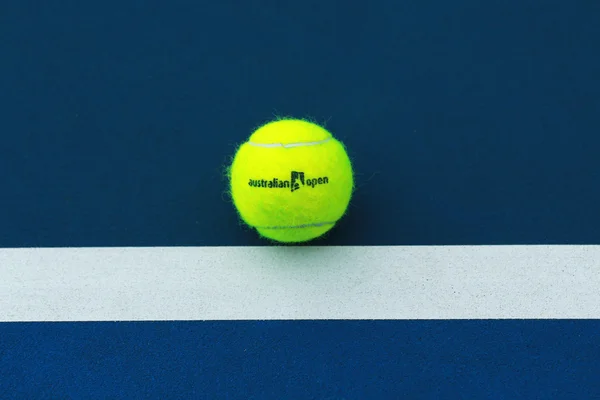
[248,171,329,192]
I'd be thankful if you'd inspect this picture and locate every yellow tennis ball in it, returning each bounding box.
[228,118,354,243]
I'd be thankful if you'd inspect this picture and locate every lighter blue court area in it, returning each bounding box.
[2,320,599,399]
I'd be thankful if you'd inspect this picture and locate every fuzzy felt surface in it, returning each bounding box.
[229,119,354,243]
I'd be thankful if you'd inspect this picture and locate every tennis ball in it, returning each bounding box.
[228,118,353,243]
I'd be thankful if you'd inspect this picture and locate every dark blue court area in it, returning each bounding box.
[1,1,599,248]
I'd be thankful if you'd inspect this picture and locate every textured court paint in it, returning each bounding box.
[1,320,599,399]
[1,245,599,322]
[2,2,600,249]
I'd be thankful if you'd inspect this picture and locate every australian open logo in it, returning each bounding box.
[248,171,329,193]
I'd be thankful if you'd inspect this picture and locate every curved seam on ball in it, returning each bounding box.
[248,138,332,148]
[254,221,336,229]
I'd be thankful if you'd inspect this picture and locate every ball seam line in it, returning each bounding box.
[248,138,332,148]
[254,221,336,229]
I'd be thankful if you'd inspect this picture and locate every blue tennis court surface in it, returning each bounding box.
[2,320,599,399]
[1,0,599,398]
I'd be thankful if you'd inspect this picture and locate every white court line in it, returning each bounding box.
[0,245,599,322]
